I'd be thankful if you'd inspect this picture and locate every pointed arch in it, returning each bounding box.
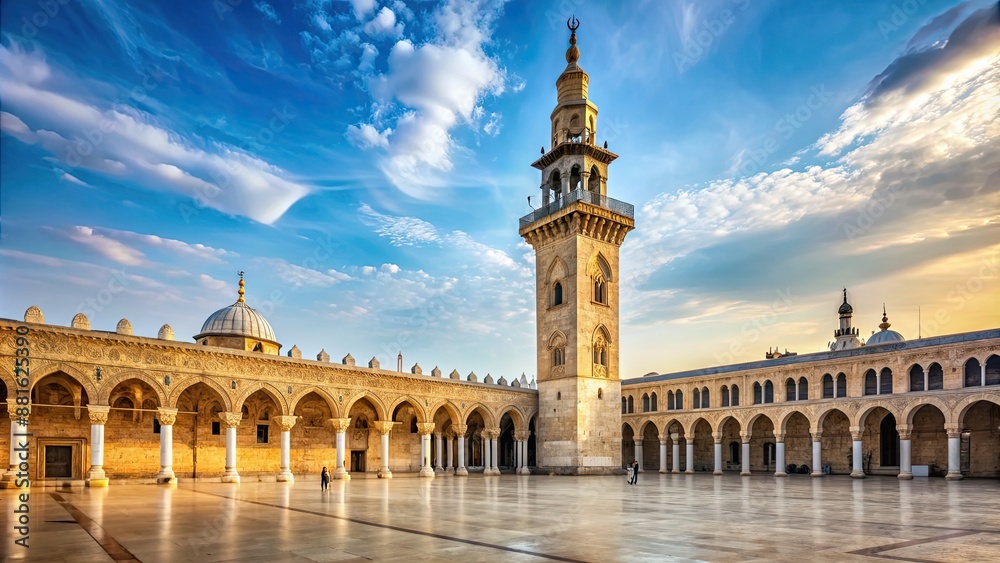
[343,392,387,421]
[388,395,427,424]
[462,402,498,428]
[498,405,527,433]
[289,387,340,419]
[96,370,168,407]
[168,377,233,411]
[587,252,613,282]
[546,256,568,284]
[854,401,902,428]
[776,409,814,435]
[30,362,98,401]
[900,397,954,426]
[428,399,462,428]
[235,382,288,416]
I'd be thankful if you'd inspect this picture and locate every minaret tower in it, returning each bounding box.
[830,288,862,351]
[518,18,634,474]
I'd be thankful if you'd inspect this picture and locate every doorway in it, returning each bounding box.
[45,445,73,478]
[350,451,366,473]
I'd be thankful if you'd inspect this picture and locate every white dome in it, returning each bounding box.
[195,301,277,344]
[867,329,904,345]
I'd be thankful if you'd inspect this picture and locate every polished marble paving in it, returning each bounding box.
[3,473,1000,562]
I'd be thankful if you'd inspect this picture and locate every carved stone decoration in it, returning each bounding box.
[218,411,243,428]
[274,415,297,432]
[416,422,436,436]
[373,421,395,435]
[593,364,607,378]
[330,418,352,433]
[88,405,110,425]
[24,306,44,324]
[452,423,469,438]
[157,408,178,426]
[72,313,91,330]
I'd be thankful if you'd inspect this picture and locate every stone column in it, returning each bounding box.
[850,427,865,479]
[659,439,668,474]
[945,425,963,480]
[515,431,531,475]
[685,440,694,474]
[482,429,500,476]
[634,442,643,472]
[774,434,787,477]
[492,433,500,474]
[513,438,521,470]
[454,424,468,476]
[811,431,824,477]
[712,433,723,475]
[220,412,242,483]
[275,416,296,483]
[330,418,351,480]
[86,405,110,487]
[897,426,913,480]
[671,433,681,473]
[156,408,178,485]
[417,423,436,478]
[982,362,988,387]
[434,432,445,475]
[2,400,28,489]
[740,431,751,476]
[373,421,394,479]
[445,430,455,474]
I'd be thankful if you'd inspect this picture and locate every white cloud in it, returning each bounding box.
[350,0,377,21]
[359,203,442,246]
[380,263,401,274]
[255,1,280,23]
[60,172,90,187]
[252,257,352,287]
[0,43,310,225]
[346,123,390,149]
[54,226,149,267]
[199,274,229,291]
[364,7,403,37]
[358,42,378,72]
[89,227,237,263]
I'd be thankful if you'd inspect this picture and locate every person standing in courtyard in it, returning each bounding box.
[321,466,330,490]
[630,459,639,485]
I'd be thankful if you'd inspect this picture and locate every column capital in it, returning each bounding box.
[670,432,680,441]
[514,430,530,442]
[452,424,469,436]
[433,431,443,439]
[811,430,823,440]
[329,418,352,432]
[739,430,751,442]
[88,404,111,425]
[7,399,28,421]
[372,421,395,435]
[774,433,785,443]
[712,431,723,443]
[157,408,178,426]
[274,415,297,432]
[896,424,913,440]
[218,411,242,428]
[416,422,436,436]
[482,427,500,440]
[659,439,668,446]
[849,426,863,441]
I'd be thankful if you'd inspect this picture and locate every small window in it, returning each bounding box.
[153,419,161,434]
[553,348,565,366]
[257,424,269,444]
[594,277,607,304]
[598,388,604,399]
[553,282,563,306]
[650,392,657,411]
[627,396,634,413]
[558,392,562,400]
[212,421,221,435]
[621,397,627,413]
[731,384,740,406]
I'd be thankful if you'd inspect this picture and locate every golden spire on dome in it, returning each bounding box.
[566,16,580,64]
[237,271,246,303]
[879,304,891,330]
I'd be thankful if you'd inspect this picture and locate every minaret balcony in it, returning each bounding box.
[519,188,634,229]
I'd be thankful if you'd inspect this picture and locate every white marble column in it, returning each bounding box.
[685,440,694,474]
[774,434,787,477]
[455,424,468,476]
[220,412,242,483]
[671,433,681,473]
[157,408,178,484]
[86,405,110,487]
[515,431,531,475]
[740,432,751,476]
[713,435,723,475]
[434,432,445,475]
[811,432,824,477]
[418,423,435,478]
[850,427,865,479]
[898,426,913,480]
[331,418,351,480]
[982,362,987,386]
[273,416,296,483]
[445,432,455,474]
[946,427,963,480]
[373,421,393,479]
[491,432,500,475]
[659,439,668,474]
[634,442,643,472]
[1,400,28,489]
[481,434,491,472]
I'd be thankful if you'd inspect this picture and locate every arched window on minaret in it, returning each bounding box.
[590,253,612,305]
[550,170,562,200]
[553,282,563,306]
[548,331,567,369]
[588,165,600,193]
[570,165,582,192]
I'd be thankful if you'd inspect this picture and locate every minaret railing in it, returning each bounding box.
[519,188,634,228]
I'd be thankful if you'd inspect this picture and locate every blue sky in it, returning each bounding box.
[1,0,997,379]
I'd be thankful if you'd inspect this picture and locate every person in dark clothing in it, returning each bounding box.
[321,466,330,490]
[630,460,639,485]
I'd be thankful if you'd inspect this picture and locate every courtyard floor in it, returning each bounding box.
[3,473,1000,562]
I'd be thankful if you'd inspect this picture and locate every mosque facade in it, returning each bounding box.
[2,24,999,487]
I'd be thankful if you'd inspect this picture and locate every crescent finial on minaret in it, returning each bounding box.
[567,16,580,32]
